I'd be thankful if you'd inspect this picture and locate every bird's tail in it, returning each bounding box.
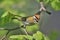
[8,12,22,21]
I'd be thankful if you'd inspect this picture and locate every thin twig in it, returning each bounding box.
[39,0,51,15]
[21,25,28,35]
[0,26,20,30]
[0,25,28,40]
[40,2,46,11]
[23,29,28,35]
[0,26,21,40]
[1,31,10,40]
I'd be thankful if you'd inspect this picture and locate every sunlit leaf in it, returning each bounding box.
[33,31,44,40]
[51,0,60,10]
[1,11,8,18]
[26,24,39,34]
[10,35,33,40]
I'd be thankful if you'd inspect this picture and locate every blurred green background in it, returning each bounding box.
[0,0,60,40]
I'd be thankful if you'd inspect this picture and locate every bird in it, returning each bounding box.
[10,1,51,35]
[12,11,41,26]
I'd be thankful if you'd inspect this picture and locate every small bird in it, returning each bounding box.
[11,1,51,35]
[11,0,51,27]
[12,11,41,26]
[12,10,51,26]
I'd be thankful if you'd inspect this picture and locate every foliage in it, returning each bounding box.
[10,31,49,40]
[49,31,60,40]
[0,0,60,40]
[37,0,60,10]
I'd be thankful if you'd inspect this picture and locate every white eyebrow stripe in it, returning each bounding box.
[33,16,39,21]
[33,16,36,19]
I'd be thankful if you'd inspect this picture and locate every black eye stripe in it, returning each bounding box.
[35,19,38,22]
[35,16,39,20]
[33,16,39,22]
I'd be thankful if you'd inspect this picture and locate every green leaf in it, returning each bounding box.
[26,24,39,33]
[0,30,7,36]
[1,11,8,18]
[10,35,24,40]
[33,31,44,40]
[51,0,60,10]
[49,31,60,40]
[10,35,33,40]
[37,0,60,10]
[10,31,50,40]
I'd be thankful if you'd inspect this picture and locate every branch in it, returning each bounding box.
[0,27,20,31]
[1,31,10,40]
[0,25,28,40]
[39,0,51,15]
[0,26,21,40]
